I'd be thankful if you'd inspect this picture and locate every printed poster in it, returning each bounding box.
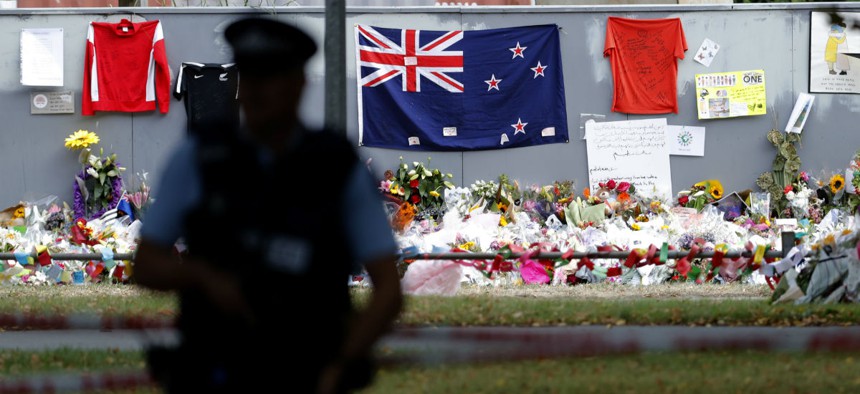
[20,28,64,87]
[810,11,860,94]
[695,70,766,120]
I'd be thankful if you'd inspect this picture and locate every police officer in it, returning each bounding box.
[134,17,403,394]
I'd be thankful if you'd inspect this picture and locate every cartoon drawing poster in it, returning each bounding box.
[695,70,766,120]
[810,11,860,94]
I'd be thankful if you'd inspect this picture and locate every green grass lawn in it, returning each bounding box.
[3,283,860,392]
[2,283,860,327]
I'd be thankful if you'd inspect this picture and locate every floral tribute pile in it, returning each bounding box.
[0,130,151,286]
[380,150,860,303]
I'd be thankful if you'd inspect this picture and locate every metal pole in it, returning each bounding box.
[324,0,346,135]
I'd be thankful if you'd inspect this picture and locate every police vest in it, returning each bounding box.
[181,128,358,363]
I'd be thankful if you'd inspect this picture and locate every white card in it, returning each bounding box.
[667,125,705,156]
[693,38,720,67]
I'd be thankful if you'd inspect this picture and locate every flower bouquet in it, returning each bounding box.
[676,179,724,212]
[380,157,455,222]
[65,130,126,220]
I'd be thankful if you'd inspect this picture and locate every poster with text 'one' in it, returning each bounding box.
[695,70,766,120]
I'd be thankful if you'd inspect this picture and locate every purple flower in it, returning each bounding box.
[73,164,124,221]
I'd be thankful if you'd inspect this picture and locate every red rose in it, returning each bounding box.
[410,179,420,188]
[678,195,689,206]
[606,180,617,190]
[410,194,421,204]
[616,182,631,193]
[598,182,606,189]
[784,185,793,194]
[606,267,622,277]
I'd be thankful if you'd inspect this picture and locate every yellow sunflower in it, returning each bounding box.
[709,184,723,200]
[830,174,845,194]
[694,179,724,200]
[64,130,99,150]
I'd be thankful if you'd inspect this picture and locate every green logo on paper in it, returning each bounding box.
[678,130,693,147]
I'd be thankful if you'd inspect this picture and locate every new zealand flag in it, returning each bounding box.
[355,24,568,151]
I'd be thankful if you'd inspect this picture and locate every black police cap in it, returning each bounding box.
[224,17,317,75]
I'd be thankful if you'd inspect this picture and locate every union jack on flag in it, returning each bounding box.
[355,24,568,151]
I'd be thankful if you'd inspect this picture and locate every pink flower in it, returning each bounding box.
[520,260,550,284]
[799,171,809,182]
[379,180,392,193]
[616,182,631,193]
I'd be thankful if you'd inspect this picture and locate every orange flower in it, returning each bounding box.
[391,203,416,233]
[617,192,631,203]
[583,188,591,199]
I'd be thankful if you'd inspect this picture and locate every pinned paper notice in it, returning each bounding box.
[408,136,420,146]
[785,93,815,134]
[667,125,705,156]
[500,133,509,145]
[20,28,64,87]
[693,38,720,67]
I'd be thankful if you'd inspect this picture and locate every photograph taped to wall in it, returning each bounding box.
[695,70,766,120]
[810,11,860,94]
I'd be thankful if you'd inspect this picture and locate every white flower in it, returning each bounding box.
[86,168,99,178]
[785,191,796,200]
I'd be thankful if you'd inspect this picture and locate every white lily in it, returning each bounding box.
[86,167,99,178]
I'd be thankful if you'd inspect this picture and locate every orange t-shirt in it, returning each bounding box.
[604,17,687,114]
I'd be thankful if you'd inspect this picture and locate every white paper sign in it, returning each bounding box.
[585,118,672,198]
[20,28,64,87]
[667,125,705,156]
[785,93,815,133]
[693,38,720,67]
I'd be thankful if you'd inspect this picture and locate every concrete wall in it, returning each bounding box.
[0,4,858,207]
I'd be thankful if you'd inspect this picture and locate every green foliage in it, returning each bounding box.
[758,129,802,217]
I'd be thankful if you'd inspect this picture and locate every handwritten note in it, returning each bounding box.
[585,118,672,198]
[20,28,64,87]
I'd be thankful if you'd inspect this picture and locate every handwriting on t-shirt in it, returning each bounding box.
[621,30,674,92]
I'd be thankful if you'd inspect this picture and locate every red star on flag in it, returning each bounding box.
[511,118,528,135]
[530,61,547,79]
[509,42,527,59]
[484,74,502,91]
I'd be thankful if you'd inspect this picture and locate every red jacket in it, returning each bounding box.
[83,19,170,115]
